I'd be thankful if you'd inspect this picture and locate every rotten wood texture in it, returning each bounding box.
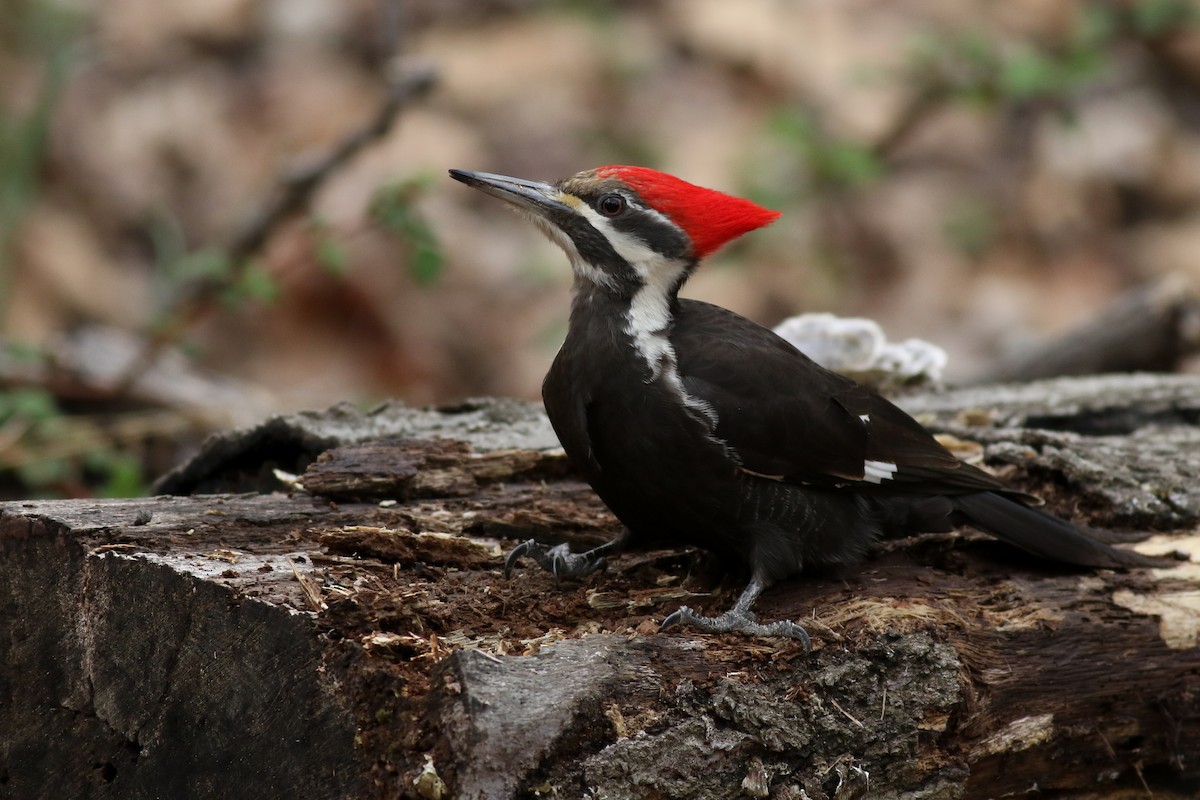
[2,386,1200,799]
[899,373,1200,528]
[152,396,561,496]
[301,439,573,502]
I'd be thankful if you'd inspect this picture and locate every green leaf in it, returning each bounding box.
[410,244,443,287]
[90,451,146,498]
[768,110,818,146]
[0,387,59,423]
[369,178,444,286]
[999,49,1060,100]
[3,340,46,363]
[307,216,351,278]
[821,142,883,188]
[404,215,443,286]
[234,261,280,303]
[15,456,72,491]
[766,109,883,191]
[169,249,233,283]
[1131,0,1196,35]
[1074,5,1118,48]
[369,183,417,234]
[316,233,349,277]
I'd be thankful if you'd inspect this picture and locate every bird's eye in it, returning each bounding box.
[598,194,626,217]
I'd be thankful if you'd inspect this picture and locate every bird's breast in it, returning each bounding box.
[544,323,742,545]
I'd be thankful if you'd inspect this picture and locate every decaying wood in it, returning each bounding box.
[2,385,1200,799]
[900,372,1200,529]
[152,396,561,496]
[301,439,573,502]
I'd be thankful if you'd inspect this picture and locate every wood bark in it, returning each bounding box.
[2,385,1199,800]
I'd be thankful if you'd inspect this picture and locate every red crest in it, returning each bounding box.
[597,166,780,258]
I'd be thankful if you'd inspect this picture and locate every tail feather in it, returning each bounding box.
[952,492,1161,569]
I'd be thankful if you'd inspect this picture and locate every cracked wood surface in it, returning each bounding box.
[3,382,1200,800]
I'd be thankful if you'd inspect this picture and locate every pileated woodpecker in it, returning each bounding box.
[450,165,1154,647]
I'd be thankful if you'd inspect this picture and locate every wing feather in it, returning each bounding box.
[673,300,1009,496]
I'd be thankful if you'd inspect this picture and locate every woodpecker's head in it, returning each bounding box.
[449,166,780,299]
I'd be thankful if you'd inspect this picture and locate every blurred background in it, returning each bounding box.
[3,0,1200,497]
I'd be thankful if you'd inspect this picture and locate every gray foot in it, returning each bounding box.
[661,605,812,649]
[503,539,609,583]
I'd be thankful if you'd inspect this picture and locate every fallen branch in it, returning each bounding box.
[969,275,1200,384]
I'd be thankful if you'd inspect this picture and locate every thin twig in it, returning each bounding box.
[1133,759,1153,798]
[113,65,437,395]
[870,84,942,160]
[828,696,866,729]
[227,65,436,263]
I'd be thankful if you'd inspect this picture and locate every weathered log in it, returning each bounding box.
[152,397,561,496]
[2,384,1199,799]
[968,277,1200,384]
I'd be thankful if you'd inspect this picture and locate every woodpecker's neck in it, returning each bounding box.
[567,278,719,439]
[624,263,685,381]
[570,245,691,379]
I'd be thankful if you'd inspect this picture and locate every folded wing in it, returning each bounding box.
[673,300,1018,498]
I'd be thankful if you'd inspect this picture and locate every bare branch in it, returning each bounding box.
[113,64,438,396]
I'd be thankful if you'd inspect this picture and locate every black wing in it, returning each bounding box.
[672,300,1012,497]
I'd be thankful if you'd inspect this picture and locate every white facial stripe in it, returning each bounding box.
[574,204,690,368]
[862,459,898,484]
[523,209,618,291]
[571,205,718,429]
[627,251,685,350]
[575,204,681,282]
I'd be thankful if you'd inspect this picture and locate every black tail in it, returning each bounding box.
[952,492,1162,568]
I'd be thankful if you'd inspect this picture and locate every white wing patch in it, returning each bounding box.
[862,459,898,484]
[859,414,870,423]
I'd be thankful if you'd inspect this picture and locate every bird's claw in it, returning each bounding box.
[503,539,609,583]
[503,539,538,579]
[661,604,812,649]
